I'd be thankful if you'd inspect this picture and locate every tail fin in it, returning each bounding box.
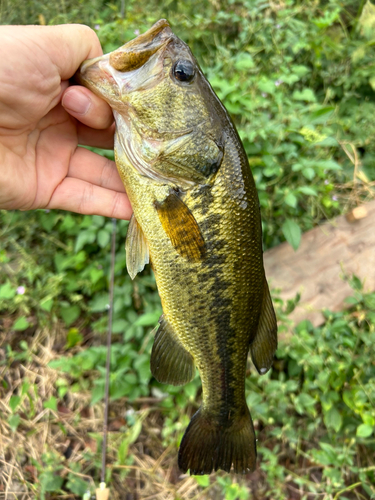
[178,407,256,475]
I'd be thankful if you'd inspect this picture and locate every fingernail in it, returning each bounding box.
[62,89,91,115]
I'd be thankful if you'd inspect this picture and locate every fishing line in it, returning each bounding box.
[96,217,117,500]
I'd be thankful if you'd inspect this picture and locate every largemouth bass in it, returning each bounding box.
[76,19,277,475]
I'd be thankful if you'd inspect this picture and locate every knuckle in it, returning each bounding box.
[110,192,122,218]
[78,25,103,56]
[99,159,115,188]
[78,183,94,213]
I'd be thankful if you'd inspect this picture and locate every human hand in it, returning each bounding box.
[0,24,132,219]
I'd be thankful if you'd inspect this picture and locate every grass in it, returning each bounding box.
[1,283,375,498]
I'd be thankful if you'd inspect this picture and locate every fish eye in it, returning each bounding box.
[172,60,196,83]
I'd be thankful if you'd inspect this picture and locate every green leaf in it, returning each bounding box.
[133,310,162,326]
[54,251,86,272]
[91,383,105,405]
[356,423,373,438]
[133,354,151,382]
[39,211,59,231]
[281,219,301,251]
[43,396,58,411]
[48,358,72,373]
[39,472,63,492]
[89,293,109,312]
[318,160,341,171]
[291,65,310,77]
[89,266,104,284]
[302,167,315,180]
[298,186,317,196]
[8,414,20,432]
[345,296,359,305]
[13,316,30,331]
[60,305,80,327]
[91,215,105,227]
[21,380,30,396]
[40,298,53,312]
[343,391,355,411]
[128,419,142,444]
[258,79,276,94]
[66,474,88,496]
[112,318,128,333]
[284,193,297,208]
[123,373,137,385]
[74,229,96,253]
[59,213,76,231]
[97,229,111,248]
[292,88,316,102]
[324,406,342,432]
[298,393,316,407]
[9,395,21,413]
[358,0,375,38]
[362,413,375,426]
[318,442,337,462]
[195,475,210,487]
[226,483,242,500]
[316,136,338,147]
[65,328,83,349]
[234,53,254,70]
[0,281,16,299]
[111,379,132,400]
[184,381,198,400]
[118,436,130,464]
[307,106,334,124]
[368,75,375,93]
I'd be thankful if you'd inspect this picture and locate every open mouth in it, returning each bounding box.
[109,19,173,72]
[98,60,116,83]
[75,19,174,99]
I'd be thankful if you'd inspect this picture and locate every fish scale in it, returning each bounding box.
[76,18,277,475]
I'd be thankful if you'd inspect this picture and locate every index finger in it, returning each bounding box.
[41,24,104,80]
[1,24,104,81]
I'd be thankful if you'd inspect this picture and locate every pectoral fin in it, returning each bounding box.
[151,315,195,385]
[125,214,150,279]
[250,278,278,375]
[155,191,206,261]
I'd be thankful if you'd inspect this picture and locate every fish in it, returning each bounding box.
[76,19,277,475]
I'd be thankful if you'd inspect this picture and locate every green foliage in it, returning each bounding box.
[252,286,375,497]
[1,0,375,499]
[32,451,64,499]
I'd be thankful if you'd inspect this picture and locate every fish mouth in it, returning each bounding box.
[109,19,173,72]
[75,19,174,104]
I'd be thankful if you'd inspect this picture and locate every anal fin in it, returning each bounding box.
[151,315,195,386]
[154,191,206,262]
[250,278,278,375]
[125,214,150,280]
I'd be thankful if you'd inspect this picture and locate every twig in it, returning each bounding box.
[333,481,362,500]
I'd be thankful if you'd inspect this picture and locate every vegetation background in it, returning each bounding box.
[0,0,375,498]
